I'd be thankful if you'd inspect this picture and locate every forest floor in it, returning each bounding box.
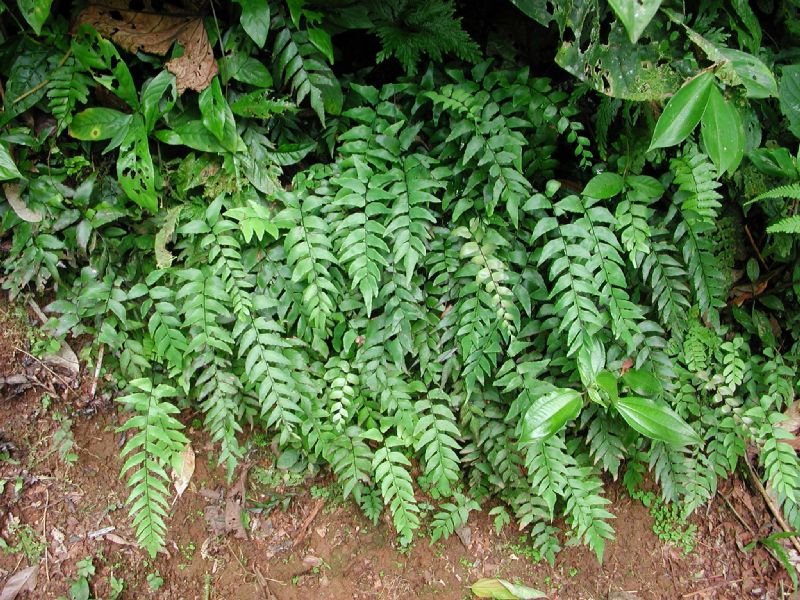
[0,296,795,600]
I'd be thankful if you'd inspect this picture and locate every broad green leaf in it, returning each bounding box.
[649,72,714,151]
[471,578,546,599]
[0,143,22,181]
[701,86,744,175]
[117,118,158,213]
[595,371,618,403]
[583,172,624,199]
[235,0,270,48]
[779,65,800,139]
[17,0,52,34]
[140,71,176,133]
[155,121,227,153]
[620,369,660,397]
[69,108,131,141]
[608,0,661,43]
[521,388,582,442]
[199,77,227,142]
[308,28,334,64]
[615,396,702,446]
[719,48,777,99]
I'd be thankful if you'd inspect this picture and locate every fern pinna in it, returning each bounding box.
[10,17,800,564]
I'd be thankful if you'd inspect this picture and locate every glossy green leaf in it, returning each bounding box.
[615,396,702,446]
[719,48,777,99]
[648,72,714,151]
[701,86,744,175]
[521,388,582,442]
[779,65,800,139]
[308,28,334,64]
[236,0,270,48]
[199,77,227,142]
[0,143,22,181]
[595,371,618,403]
[69,108,131,141]
[583,172,624,199]
[608,0,661,43]
[17,0,52,35]
[117,118,158,213]
[471,578,546,599]
[620,369,660,397]
[140,71,176,133]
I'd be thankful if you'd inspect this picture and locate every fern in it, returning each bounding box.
[414,391,461,498]
[47,54,91,134]
[118,378,188,557]
[429,492,480,543]
[369,0,480,75]
[271,12,341,125]
[373,436,420,546]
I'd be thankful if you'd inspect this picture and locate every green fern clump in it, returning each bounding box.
[3,0,800,569]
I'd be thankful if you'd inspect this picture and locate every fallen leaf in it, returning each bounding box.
[471,577,546,599]
[608,592,643,600]
[74,4,218,94]
[3,183,42,222]
[172,443,195,499]
[224,499,248,539]
[105,533,135,547]
[42,342,80,380]
[0,565,39,600]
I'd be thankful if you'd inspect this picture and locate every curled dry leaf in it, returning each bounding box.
[3,183,43,223]
[172,443,195,498]
[0,564,39,600]
[74,4,218,94]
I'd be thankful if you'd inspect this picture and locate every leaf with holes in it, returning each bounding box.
[117,118,157,213]
[608,0,661,43]
[17,0,52,34]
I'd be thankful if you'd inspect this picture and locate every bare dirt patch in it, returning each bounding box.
[0,296,791,599]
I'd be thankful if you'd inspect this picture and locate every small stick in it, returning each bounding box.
[43,488,50,585]
[720,493,755,536]
[291,498,324,549]
[12,345,71,388]
[682,577,746,597]
[89,344,104,398]
[744,224,768,270]
[745,453,800,556]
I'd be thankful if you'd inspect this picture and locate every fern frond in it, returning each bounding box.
[373,436,420,546]
[119,378,188,557]
[414,390,461,498]
[429,491,479,543]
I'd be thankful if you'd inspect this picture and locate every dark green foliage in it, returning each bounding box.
[2,0,800,570]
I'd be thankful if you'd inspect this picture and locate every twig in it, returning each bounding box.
[43,488,50,585]
[745,453,800,556]
[720,493,755,536]
[291,498,324,549]
[11,345,71,388]
[89,344,104,398]
[744,224,768,270]
[13,49,72,105]
[27,298,48,325]
[682,577,746,597]
[226,540,276,600]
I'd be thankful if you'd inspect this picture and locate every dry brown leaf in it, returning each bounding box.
[0,565,39,600]
[74,4,218,94]
[172,443,195,499]
[3,183,42,223]
[224,499,248,540]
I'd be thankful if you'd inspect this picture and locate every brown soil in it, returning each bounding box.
[0,296,794,600]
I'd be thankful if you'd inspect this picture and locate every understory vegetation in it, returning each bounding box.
[1,0,800,564]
